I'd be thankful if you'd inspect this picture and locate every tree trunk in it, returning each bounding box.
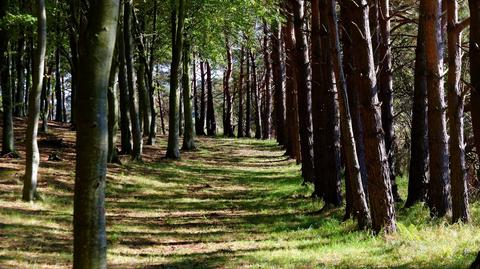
[0,0,16,156]
[326,0,371,228]
[378,0,400,201]
[138,62,151,137]
[271,21,286,146]
[206,61,216,136]
[108,52,120,164]
[470,0,480,201]
[224,38,234,137]
[166,0,186,159]
[283,10,301,162]
[55,46,63,122]
[291,0,315,182]
[194,55,201,135]
[22,0,46,201]
[262,24,272,139]
[346,0,396,233]
[74,0,119,267]
[405,0,429,208]
[117,9,133,155]
[424,0,451,218]
[311,0,342,204]
[447,0,469,223]
[341,4,369,193]
[14,29,26,117]
[198,61,207,135]
[124,0,142,161]
[147,0,158,145]
[237,47,245,138]
[251,52,262,139]
[179,87,183,137]
[245,53,252,138]
[182,42,196,150]
[68,0,80,129]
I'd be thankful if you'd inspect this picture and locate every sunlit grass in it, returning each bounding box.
[0,125,479,268]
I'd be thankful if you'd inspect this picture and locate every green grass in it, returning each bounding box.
[0,133,479,268]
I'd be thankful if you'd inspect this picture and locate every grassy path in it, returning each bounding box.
[1,124,480,268]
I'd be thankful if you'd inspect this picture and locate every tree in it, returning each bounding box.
[22,0,46,202]
[326,0,371,229]
[271,21,285,146]
[166,0,186,159]
[346,0,396,233]
[283,5,301,162]
[223,38,234,137]
[237,47,245,138]
[182,41,196,150]
[291,0,315,183]
[0,0,17,157]
[424,0,451,218]
[469,0,480,193]
[262,24,272,139]
[405,0,428,208]
[206,61,216,136]
[124,0,142,161]
[447,0,469,223]
[74,0,119,267]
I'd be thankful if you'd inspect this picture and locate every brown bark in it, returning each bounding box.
[291,0,315,182]
[262,24,272,139]
[405,0,429,208]
[238,47,245,138]
[424,0,452,218]
[271,22,286,146]
[327,0,371,229]
[283,10,301,163]
[346,0,396,233]
[447,0,469,223]
[206,61,216,136]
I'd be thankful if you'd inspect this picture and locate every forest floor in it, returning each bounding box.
[1,119,480,268]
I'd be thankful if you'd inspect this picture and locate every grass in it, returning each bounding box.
[0,121,479,268]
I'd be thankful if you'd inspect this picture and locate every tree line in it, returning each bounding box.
[1,0,480,267]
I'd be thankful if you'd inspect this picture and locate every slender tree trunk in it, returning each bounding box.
[22,0,46,201]
[424,0,451,218]
[166,0,186,159]
[206,61,216,136]
[470,0,480,197]
[341,4,369,193]
[15,29,26,117]
[283,8,301,163]
[74,0,119,267]
[291,0,315,182]
[0,0,16,156]
[237,47,245,138]
[224,38,234,137]
[147,0,158,145]
[326,0,371,228]
[55,46,63,122]
[251,52,262,139]
[198,61,207,135]
[194,55,201,135]
[124,0,142,160]
[447,0,469,223]
[179,88,183,136]
[117,8,132,155]
[378,0,400,201]
[271,22,286,146]
[108,52,120,163]
[245,53,252,138]
[68,0,79,128]
[311,0,342,204]
[405,0,429,208]
[346,0,396,233]
[262,24,272,139]
[138,62,151,136]
[182,42,196,150]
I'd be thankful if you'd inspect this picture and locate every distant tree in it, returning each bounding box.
[22,0,47,202]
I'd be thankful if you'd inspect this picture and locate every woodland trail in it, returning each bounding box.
[0,121,479,268]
